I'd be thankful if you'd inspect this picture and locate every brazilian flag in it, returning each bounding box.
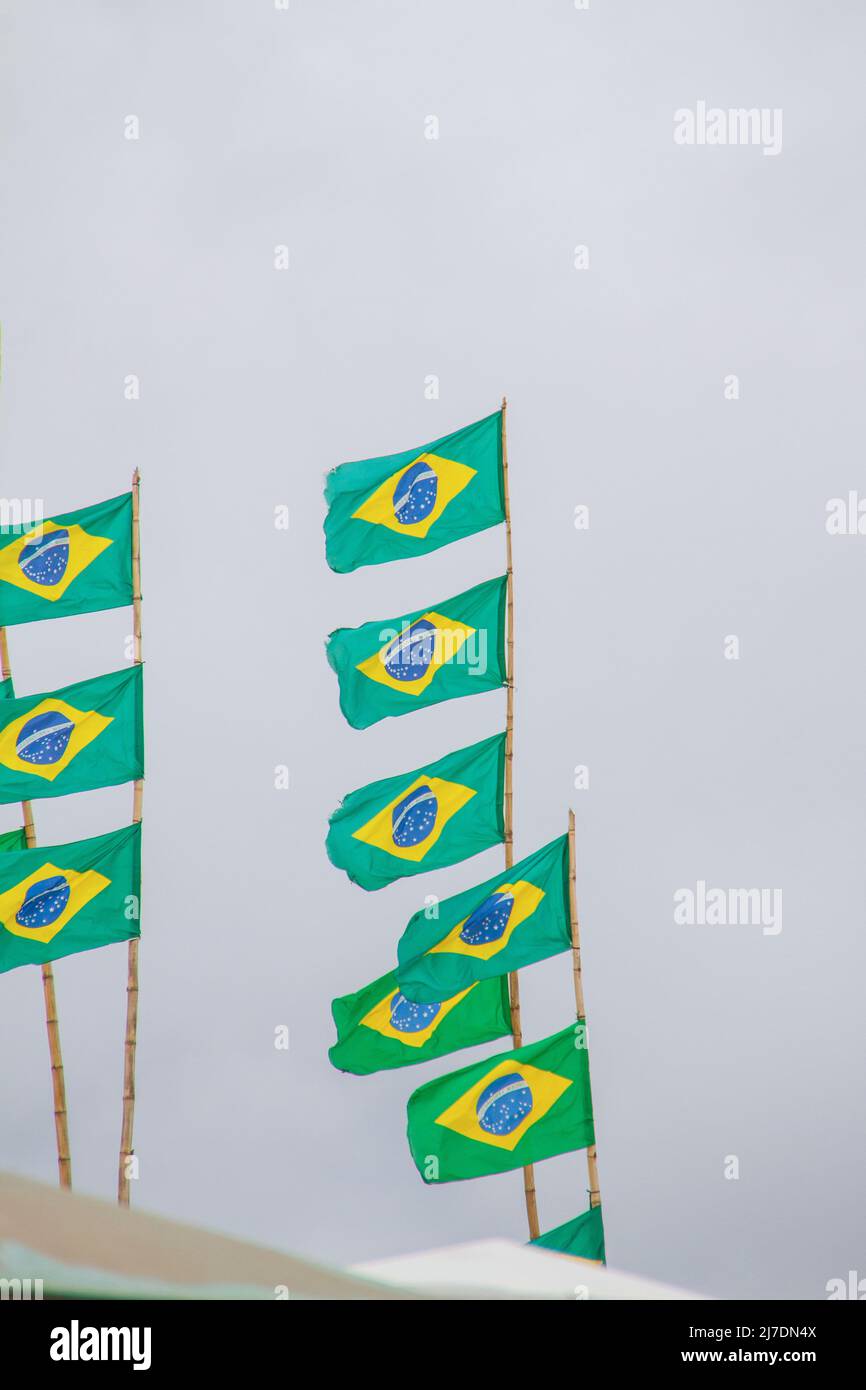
[326,576,507,730]
[0,823,140,973]
[0,494,133,627]
[0,677,13,700]
[329,968,510,1075]
[0,827,27,852]
[325,411,504,573]
[0,666,143,806]
[531,1205,606,1264]
[407,1025,595,1183]
[396,835,571,1002]
[326,732,504,891]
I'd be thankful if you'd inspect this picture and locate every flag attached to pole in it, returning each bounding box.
[324,411,504,573]
[0,494,133,627]
[0,823,141,973]
[0,677,14,700]
[326,575,507,730]
[326,732,505,891]
[0,827,26,852]
[395,835,571,1002]
[328,969,511,1075]
[406,1025,594,1183]
[0,667,143,805]
[530,1205,606,1264]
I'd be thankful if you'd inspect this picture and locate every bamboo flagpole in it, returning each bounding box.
[117,467,143,1206]
[0,625,72,1188]
[568,808,601,1210]
[501,397,540,1240]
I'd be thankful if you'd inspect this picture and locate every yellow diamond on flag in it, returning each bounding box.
[361,983,475,1048]
[0,698,113,782]
[428,880,546,963]
[0,861,111,945]
[0,521,112,601]
[351,774,476,863]
[355,610,475,697]
[434,1058,573,1152]
[351,453,476,539]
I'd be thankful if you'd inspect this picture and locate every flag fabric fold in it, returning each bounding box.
[530,1205,606,1264]
[0,666,143,805]
[0,827,27,852]
[328,968,511,1074]
[326,732,505,891]
[0,823,141,973]
[0,494,133,627]
[395,834,571,1002]
[406,1025,595,1183]
[326,575,507,730]
[324,412,505,573]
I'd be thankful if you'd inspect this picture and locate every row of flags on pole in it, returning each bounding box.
[0,497,142,986]
[322,407,606,1262]
[0,419,606,1261]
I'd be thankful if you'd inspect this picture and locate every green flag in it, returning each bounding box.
[0,677,13,700]
[326,732,504,891]
[0,827,27,852]
[396,835,571,1002]
[329,969,511,1075]
[0,666,143,806]
[325,411,504,573]
[530,1205,606,1263]
[0,494,133,627]
[0,823,140,973]
[326,575,507,730]
[407,1025,594,1183]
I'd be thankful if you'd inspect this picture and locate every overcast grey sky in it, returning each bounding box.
[1,0,864,1298]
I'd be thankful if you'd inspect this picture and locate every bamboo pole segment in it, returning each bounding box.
[39,961,72,1190]
[501,398,540,1241]
[568,808,601,1209]
[0,625,72,1189]
[118,468,143,1206]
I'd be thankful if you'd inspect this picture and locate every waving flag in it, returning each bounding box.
[0,494,133,627]
[0,667,143,805]
[0,678,13,700]
[329,968,510,1075]
[407,1025,595,1183]
[326,732,505,891]
[396,835,571,1002]
[531,1205,606,1264]
[0,823,140,973]
[326,575,507,730]
[0,828,26,852]
[325,411,504,573]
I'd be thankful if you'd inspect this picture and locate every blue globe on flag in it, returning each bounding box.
[392,461,437,526]
[476,1072,533,1136]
